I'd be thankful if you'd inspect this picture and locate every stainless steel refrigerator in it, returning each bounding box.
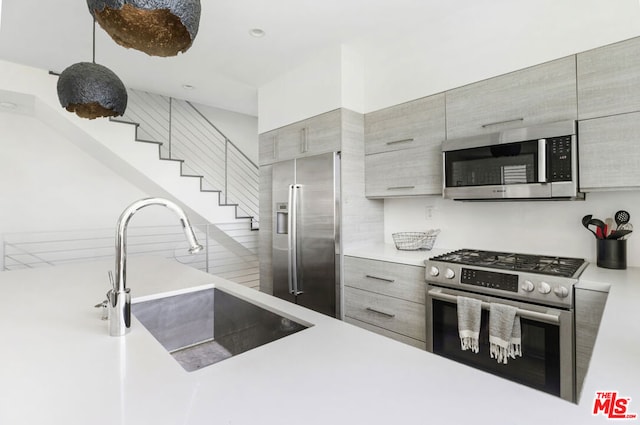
[272,152,340,318]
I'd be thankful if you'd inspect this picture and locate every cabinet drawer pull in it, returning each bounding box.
[387,186,415,190]
[366,307,396,318]
[365,274,395,283]
[300,127,309,153]
[481,118,524,128]
[386,138,414,146]
[272,136,278,159]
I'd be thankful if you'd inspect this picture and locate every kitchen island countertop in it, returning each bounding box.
[0,255,637,424]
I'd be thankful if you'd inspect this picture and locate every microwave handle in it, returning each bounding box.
[538,139,547,183]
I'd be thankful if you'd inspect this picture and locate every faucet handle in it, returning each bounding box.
[108,270,114,288]
[94,299,109,320]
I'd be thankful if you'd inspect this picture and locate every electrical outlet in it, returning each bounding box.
[425,206,434,220]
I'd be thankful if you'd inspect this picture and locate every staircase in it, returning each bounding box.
[113,89,259,230]
[0,60,260,289]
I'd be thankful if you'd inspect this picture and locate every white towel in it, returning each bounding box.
[457,296,482,353]
[489,303,522,364]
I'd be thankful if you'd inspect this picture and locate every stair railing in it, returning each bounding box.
[116,89,259,229]
[1,225,259,290]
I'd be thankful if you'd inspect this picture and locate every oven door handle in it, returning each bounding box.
[428,289,561,324]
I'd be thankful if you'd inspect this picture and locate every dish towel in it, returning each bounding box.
[457,296,482,353]
[489,303,522,364]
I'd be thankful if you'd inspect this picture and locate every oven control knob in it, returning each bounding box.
[554,286,569,298]
[538,281,551,294]
[429,266,440,277]
[444,268,455,279]
[521,280,535,292]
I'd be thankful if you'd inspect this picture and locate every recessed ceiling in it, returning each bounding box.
[1,0,640,117]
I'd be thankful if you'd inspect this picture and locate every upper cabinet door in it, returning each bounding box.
[258,131,278,166]
[364,94,446,155]
[578,112,640,191]
[577,37,640,120]
[258,110,341,166]
[445,56,578,140]
[365,145,441,198]
[303,109,341,156]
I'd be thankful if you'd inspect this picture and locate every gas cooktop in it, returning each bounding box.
[426,249,588,308]
[430,249,586,278]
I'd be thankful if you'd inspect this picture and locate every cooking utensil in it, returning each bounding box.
[606,229,633,240]
[582,215,606,239]
[604,217,615,238]
[615,210,630,229]
[582,215,598,238]
[618,222,633,240]
[589,218,606,239]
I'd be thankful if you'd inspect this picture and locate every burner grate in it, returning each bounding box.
[430,249,586,278]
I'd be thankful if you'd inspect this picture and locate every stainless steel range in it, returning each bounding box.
[425,249,588,402]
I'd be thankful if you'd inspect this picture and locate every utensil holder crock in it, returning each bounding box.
[596,239,627,269]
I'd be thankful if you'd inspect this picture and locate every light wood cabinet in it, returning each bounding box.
[578,112,640,191]
[365,146,441,197]
[363,94,445,198]
[445,56,578,140]
[577,37,640,119]
[343,256,426,349]
[258,165,273,294]
[344,316,424,349]
[575,288,608,400]
[344,256,425,304]
[364,94,445,155]
[258,110,341,165]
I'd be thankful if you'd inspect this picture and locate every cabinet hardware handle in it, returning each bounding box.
[272,136,278,159]
[300,127,308,153]
[387,186,415,190]
[386,138,414,145]
[481,118,524,128]
[366,307,396,318]
[365,274,395,283]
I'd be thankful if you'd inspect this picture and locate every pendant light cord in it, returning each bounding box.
[92,17,96,64]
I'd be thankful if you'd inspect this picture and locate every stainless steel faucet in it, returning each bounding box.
[107,197,204,336]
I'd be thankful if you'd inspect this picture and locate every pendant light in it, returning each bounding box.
[87,0,201,57]
[57,19,128,120]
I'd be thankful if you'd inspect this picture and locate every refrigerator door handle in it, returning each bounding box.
[287,184,295,295]
[288,184,303,296]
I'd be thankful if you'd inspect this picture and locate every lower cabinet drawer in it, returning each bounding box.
[344,286,425,342]
[344,256,425,303]
[344,316,426,350]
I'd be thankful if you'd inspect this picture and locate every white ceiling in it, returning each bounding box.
[1,1,640,117]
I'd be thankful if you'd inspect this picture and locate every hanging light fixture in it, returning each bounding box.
[57,19,127,120]
[87,0,201,57]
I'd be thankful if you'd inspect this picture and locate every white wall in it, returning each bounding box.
[384,193,640,267]
[258,1,640,121]
[356,0,640,112]
[257,45,369,133]
[258,45,343,133]
[189,102,259,164]
[0,111,178,236]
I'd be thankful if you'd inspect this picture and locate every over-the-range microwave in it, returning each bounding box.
[442,120,584,201]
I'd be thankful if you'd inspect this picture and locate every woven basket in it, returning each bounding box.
[392,230,439,251]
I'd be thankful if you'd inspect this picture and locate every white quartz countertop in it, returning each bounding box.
[0,255,638,424]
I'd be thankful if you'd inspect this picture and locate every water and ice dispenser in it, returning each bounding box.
[276,202,288,234]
